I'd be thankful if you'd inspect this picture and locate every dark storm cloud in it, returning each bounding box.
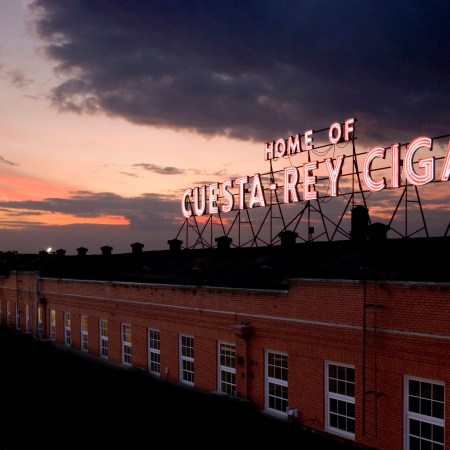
[6,69,33,89]
[0,156,18,166]
[119,171,139,178]
[0,191,181,230]
[0,64,34,90]
[133,163,183,175]
[29,0,450,145]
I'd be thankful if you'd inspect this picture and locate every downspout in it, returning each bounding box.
[232,323,253,399]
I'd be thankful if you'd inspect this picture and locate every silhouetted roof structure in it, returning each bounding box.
[1,236,448,289]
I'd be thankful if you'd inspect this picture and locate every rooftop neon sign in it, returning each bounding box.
[181,118,450,218]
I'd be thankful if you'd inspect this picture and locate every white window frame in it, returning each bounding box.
[325,361,356,439]
[6,301,11,326]
[81,315,88,352]
[37,306,44,338]
[265,350,288,415]
[64,312,71,346]
[218,341,236,395]
[15,303,20,330]
[404,376,445,450]
[99,319,108,358]
[49,309,56,340]
[148,328,160,375]
[121,323,132,366]
[179,334,194,386]
[25,304,30,332]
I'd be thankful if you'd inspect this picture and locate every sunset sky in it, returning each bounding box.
[1,0,450,254]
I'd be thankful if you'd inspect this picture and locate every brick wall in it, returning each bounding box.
[0,271,449,450]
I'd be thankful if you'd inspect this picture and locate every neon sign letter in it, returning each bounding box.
[404,136,434,186]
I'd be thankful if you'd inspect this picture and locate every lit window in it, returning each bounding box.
[325,362,355,438]
[406,377,445,450]
[122,323,132,366]
[265,350,288,414]
[50,309,56,340]
[180,335,194,385]
[218,342,236,395]
[81,315,88,351]
[100,319,108,358]
[148,329,160,375]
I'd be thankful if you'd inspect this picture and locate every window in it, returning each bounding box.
[218,342,236,395]
[15,303,20,330]
[180,335,194,385]
[100,319,108,358]
[64,312,71,346]
[6,301,11,326]
[81,315,88,351]
[122,323,132,366]
[37,306,43,338]
[265,350,288,414]
[325,362,355,438]
[50,309,56,340]
[25,304,30,332]
[148,329,160,375]
[406,377,445,450]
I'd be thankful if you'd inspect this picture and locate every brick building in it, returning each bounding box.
[0,236,449,450]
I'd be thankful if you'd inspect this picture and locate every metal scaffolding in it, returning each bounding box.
[174,128,450,249]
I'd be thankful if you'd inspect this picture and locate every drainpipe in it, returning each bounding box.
[232,323,253,399]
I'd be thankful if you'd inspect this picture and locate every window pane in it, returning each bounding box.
[347,382,355,398]
[338,399,347,415]
[409,396,420,413]
[409,436,420,450]
[409,379,420,396]
[421,399,432,416]
[330,413,337,428]
[329,378,337,393]
[329,364,337,379]
[347,368,355,383]
[433,424,444,444]
[421,421,432,440]
[347,417,355,433]
[433,384,444,402]
[347,402,355,418]
[421,383,432,399]
[410,419,420,437]
[433,402,444,420]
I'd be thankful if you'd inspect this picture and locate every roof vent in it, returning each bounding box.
[369,222,390,241]
[167,239,183,252]
[350,205,369,240]
[77,247,88,257]
[215,235,232,250]
[100,245,113,256]
[278,230,298,247]
[131,242,144,255]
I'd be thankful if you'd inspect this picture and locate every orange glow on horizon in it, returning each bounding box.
[0,211,129,229]
[0,173,80,202]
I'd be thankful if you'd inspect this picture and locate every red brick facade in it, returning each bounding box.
[1,271,449,450]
